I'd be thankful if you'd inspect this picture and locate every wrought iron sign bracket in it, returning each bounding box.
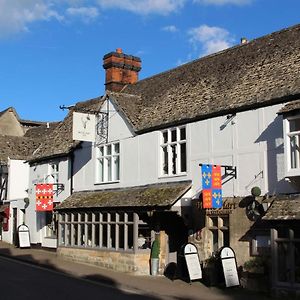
[199,164,237,180]
[52,183,65,192]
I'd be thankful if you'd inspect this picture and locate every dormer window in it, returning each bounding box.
[160,126,187,176]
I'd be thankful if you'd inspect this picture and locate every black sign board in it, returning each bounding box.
[183,243,202,282]
[220,247,240,287]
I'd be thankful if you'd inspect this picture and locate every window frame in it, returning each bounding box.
[160,126,187,177]
[58,211,152,253]
[284,116,300,177]
[95,142,120,184]
[206,214,229,255]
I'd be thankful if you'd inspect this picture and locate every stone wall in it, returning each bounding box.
[57,247,151,275]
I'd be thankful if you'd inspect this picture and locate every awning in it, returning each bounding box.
[262,194,300,221]
[56,180,192,210]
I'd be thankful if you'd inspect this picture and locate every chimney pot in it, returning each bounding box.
[241,37,248,44]
[116,48,122,54]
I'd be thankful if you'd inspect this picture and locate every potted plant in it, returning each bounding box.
[150,239,160,275]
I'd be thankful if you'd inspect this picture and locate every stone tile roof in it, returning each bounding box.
[263,194,300,220]
[28,97,104,163]
[277,99,300,115]
[0,135,40,164]
[56,181,192,210]
[24,122,60,139]
[111,24,300,133]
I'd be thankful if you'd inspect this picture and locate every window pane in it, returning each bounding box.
[290,119,300,132]
[162,131,168,144]
[180,127,186,140]
[102,212,108,222]
[72,224,78,246]
[60,224,65,245]
[119,212,124,222]
[113,156,120,180]
[102,224,108,248]
[73,213,78,222]
[98,158,104,181]
[138,224,151,249]
[107,144,112,155]
[162,146,168,175]
[212,230,218,252]
[87,212,92,222]
[180,143,186,172]
[220,216,229,228]
[127,212,134,222]
[277,242,289,282]
[171,144,177,174]
[295,242,300,283]
[87,224,92,246]
[111,212,116,222]
[171,129,177,142]
[127,224,134,250]
[107,157,112,181]
[223,230,230,247]
[99,146,104,156]
[277,227,289,239]
[95,212,100,222]
[79,224,85,246]
[111,224,116,248]
[119,224,124,250]
[94,224,100,247]
[114,143,119,154]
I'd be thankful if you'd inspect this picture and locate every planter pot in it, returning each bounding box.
[151,258,159,276]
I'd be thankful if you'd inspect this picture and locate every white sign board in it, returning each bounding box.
[72,112,96,142]
[220,247,240,287]
[18,224,30,248]
[184,243,202,281]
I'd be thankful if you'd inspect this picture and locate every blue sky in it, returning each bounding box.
[0,0,300,122]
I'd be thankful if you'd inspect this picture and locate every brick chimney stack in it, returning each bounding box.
[103,48,142,92]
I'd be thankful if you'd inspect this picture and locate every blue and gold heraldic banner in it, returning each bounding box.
[201,164,223,209]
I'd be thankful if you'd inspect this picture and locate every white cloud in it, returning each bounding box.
[66,6,99,22]
[97,0,186,15]
[194,0,251,5]
[188,24,234,56]
[162,25,178,32]
[0,0,63,37]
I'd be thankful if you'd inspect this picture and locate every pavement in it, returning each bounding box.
[0,241,272,300]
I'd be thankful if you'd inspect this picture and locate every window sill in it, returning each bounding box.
[285,168,300,178]
[94,180,120,186]
[158,173,187,179]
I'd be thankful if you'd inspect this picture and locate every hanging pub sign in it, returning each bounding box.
[72,112,96,142]
[201,164,222,209]
[220,247,240,288]
[36,184,54,212]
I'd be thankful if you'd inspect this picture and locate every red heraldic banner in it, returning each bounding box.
[36,184,54,211]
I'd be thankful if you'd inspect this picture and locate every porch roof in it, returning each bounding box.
[55,181,192,210]
[262,195,300,220]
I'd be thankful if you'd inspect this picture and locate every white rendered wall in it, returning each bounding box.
[27,158,70,245]
[71,99,296,199]
[2,159,29,244]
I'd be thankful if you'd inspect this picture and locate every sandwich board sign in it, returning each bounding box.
[184,243,202,282]
[18,224,30,248]
[220,247,240,287]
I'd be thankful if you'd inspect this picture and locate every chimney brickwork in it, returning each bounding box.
[103,48,141,92]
